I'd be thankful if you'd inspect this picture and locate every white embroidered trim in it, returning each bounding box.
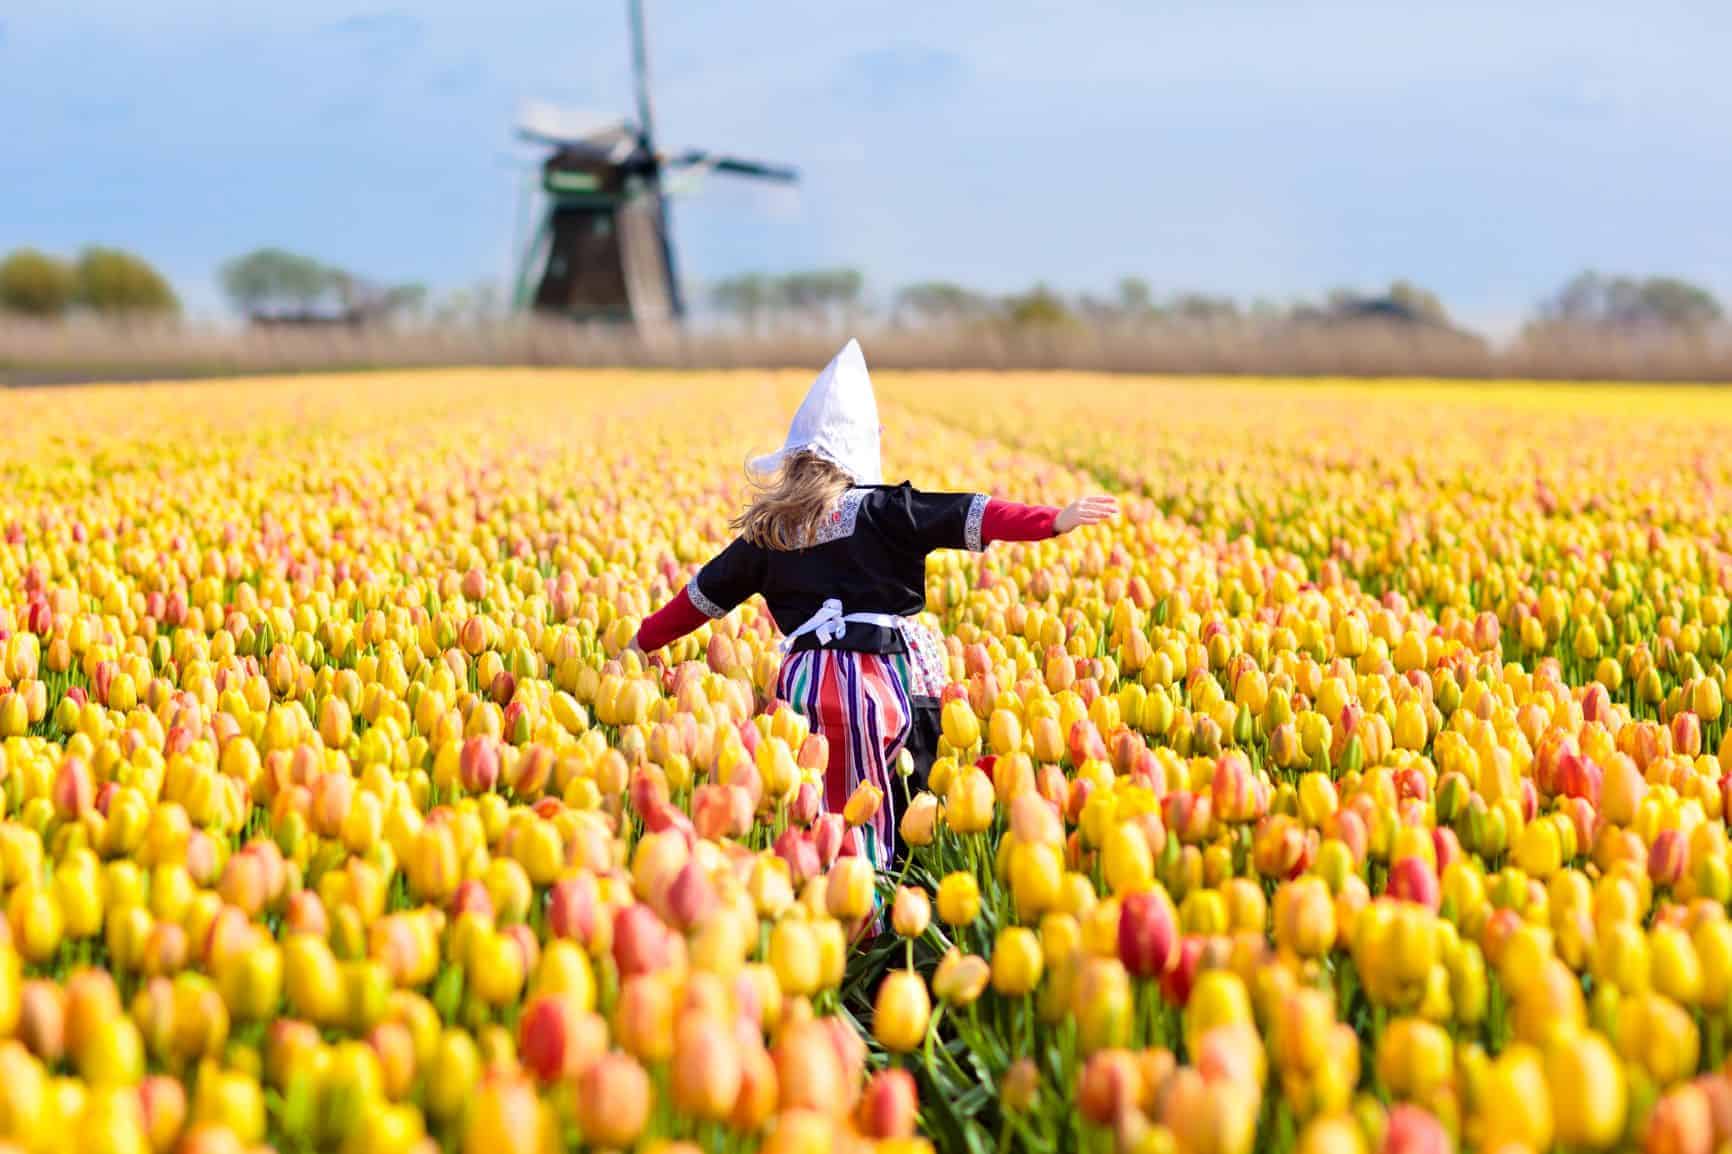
[687,575,727,619]
[809,488,867,546]
[964,493,990,551]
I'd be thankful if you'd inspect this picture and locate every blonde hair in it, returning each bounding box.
[732,450,853,550]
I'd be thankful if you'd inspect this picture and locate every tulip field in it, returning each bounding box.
[7,368,1732,1154]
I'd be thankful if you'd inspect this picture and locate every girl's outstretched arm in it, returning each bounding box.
[633,536,767,652]
[980,494,1119,543]
[635,585,709,651]
[891,486,1120,552]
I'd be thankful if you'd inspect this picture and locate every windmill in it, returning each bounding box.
[512,0,798,328]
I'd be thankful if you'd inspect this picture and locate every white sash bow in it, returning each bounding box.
[778,598,904,653]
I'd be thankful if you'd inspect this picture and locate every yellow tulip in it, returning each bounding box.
[874,970,932,1052]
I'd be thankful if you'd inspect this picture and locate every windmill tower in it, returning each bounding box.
[513,0,798,328]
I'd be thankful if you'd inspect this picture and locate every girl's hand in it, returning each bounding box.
[626,634,666,669]
[1055,494,1119,534]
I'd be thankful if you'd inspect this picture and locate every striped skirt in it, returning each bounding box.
[776,647,918,872]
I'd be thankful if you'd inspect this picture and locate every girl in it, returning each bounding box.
[632,340,1117,872]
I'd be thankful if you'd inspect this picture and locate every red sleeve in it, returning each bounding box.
[981,499,1059,544]
[636,585,710,651]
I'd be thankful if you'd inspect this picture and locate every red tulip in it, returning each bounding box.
[858,1069,918,1139]
[1118,890,1177,980]
[789,781,821,827]
[51,757,93,821]
[550,873,606,942]
[612,903,676,978]
[1382,1104,1452,1154]
[1672,711,1703,760]
[1387,857,1441,911]
[665,861,716,932]
[1160,935,1206,1006]
[519,994,603,1083]
[1650,829,1687,889]
[459,737,500,793]
[813,813,845,867]
[773,828,819,887]
[450,880,494,920]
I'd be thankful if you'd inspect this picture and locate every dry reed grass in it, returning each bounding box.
[4,315,1731,385]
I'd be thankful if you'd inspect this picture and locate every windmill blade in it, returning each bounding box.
[516,129,630,160]
[668,151,799,183]
[516,101,635,152]
[628,0,657,153]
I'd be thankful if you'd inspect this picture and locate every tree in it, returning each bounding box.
[381,283,429,318]
[74,247,178,317]
[1323,287,1360,315]
[1307,282,1451,327]
[711,273,772,330]
[1116,277,1154,315]
[1169,293,1239,322]
[219,249,335,318]
[771,271,817,316]
[1386,280,1450,325]
[0,249,76,318]
[1634,277,1722,330]
[756,268,864,328]
[823,268,864,314]
[1538,271,1723,332]
[1003,283,1073,329]
[433,280,504,327]
[894,281,991,326]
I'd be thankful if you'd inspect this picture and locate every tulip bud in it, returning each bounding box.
[464,1074,543,1154]
[670,1015,740,1122]
[842,782,884,828]
[826,856,876,923]
[1077,1049,1140,1127]
[900,793,939,847]
[891,887,931,939]
[1118,888,1177,979]
[931,950,991,1007]
[873,970,931,1053]
[991,927,1044,997]
[936,872,981,927]
[857,1068,918,1138]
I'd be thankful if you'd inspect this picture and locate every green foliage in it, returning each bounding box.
[220,248,427,322]
[1387,279,1450,325]
[1116,276,1153,314]
[775,268,863,313]
[1541,270,1723,331]
[381,283,429,317]
[220,248,339,317]
[895,281,992,324]
[74,247,179,317]
[710,273,772,325]
[1168,292,1240,322]
[1003,283,1074,329]
[712,268,865,327]
[0,249,77,318]
[1310,282,1451,326]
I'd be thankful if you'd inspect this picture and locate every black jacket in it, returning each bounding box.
[688,483,988,654]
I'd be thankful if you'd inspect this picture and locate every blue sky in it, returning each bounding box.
[4,1,1729,334]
